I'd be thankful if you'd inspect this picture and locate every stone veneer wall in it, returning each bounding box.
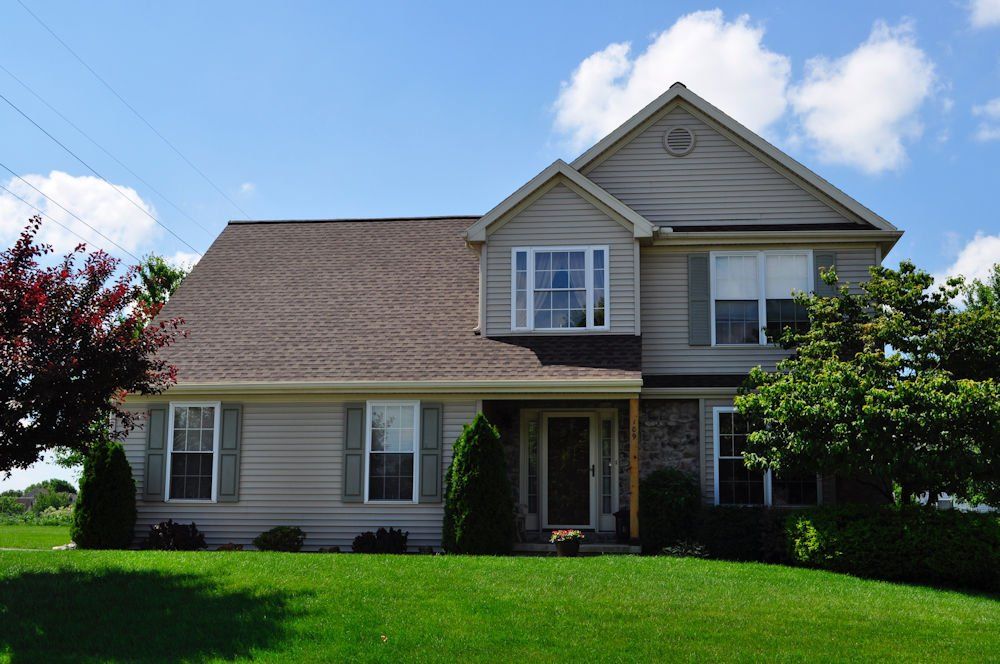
[619,399,701,505]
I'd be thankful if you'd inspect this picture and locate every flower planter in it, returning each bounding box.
[555,539,581,557]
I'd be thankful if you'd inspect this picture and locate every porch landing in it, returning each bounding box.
[512,542,640,555]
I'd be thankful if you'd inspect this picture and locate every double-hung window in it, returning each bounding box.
[166,402,220,501]
[711,251,812,345]
[713,407,819,506]
[512,246,609,331]
[365,401,419,503]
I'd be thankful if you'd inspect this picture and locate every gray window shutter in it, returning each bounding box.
[419,403,443,503]
[144,404,168,502]
[688,253,711,346]
[343,403,365,503]
[814,251,838,296]
[217,404,243,502]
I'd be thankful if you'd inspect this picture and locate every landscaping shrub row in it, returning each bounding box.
[639,469,999,592]
[787,505,1000,592]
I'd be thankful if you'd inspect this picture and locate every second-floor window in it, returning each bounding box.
[711,250,812,345]
[512,246,609,331]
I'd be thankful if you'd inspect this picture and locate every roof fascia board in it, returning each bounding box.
[465,160,653,242]
[132,378,645,398]
[653,229,902,246]
[571,86,898,233]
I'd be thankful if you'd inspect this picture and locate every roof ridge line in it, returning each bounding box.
[228,215,482,225]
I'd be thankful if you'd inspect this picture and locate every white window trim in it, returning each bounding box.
[712,406,821,506]
[164,401,221,503]
[511,245,611,332]
[709,249,814,346]
[363,400,420,504]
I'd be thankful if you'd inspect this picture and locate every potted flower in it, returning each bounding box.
[549,529,584,557]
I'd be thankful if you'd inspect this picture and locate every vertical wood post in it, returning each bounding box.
[629,397,640,543]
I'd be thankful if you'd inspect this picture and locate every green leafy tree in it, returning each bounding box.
[23,478,76,495]
[0,495,26,515]
[71,437,137,549]
[30,489,72,514]
[736,261,1000,505]
[137,254,189,310]
[442,414,514,554]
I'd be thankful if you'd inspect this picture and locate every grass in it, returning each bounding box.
[0,551,996,663]
[0,524,71,550]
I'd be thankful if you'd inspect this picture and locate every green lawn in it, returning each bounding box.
[0,551,995,663]
[0,525,71,550]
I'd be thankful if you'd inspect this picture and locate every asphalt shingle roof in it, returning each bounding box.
[156,217,642,384]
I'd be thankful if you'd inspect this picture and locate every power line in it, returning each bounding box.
[0,165,141,262]
[0,91,201,254]
[0,62,214,236]
[16,0,252,220]
[0,181,139,263]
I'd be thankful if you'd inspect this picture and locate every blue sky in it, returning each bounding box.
[1,0,999,489]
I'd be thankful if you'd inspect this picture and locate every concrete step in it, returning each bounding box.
[513,542,640,555]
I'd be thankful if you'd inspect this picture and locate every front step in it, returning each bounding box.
[512,542,640,555]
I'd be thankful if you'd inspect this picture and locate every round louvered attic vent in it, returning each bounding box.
[663,126,695,156]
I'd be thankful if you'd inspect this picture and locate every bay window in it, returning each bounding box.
[365,401,419,502]
[711,251,813,345]
[511,246,609,331]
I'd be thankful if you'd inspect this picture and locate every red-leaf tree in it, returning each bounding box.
[0,216,184,475]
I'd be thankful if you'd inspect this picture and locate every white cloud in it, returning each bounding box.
[553,9,791,150]
[970,0,1000,28]
[935,233,1000,285]
[972,98,1000,141]
[168,250,200,270]
[239,182,255,194]
[0,171,158,256]
[789,21,935,174]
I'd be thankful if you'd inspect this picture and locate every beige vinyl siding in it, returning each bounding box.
[641,245,877,374]
[586,106,863,227]
[124,398,476,549]
[484,182,636,335]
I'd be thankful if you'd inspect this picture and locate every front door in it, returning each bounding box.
[541,414,596,529]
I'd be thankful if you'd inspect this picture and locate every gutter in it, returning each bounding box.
[128,378,645,399]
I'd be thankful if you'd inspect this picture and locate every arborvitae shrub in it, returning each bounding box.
[71,438,137,549]
[442,414,514,554]
[639,468,701,554]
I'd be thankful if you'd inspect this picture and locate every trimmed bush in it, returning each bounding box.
[788,505,1000,592]
[71,439,137,549]
[146,520,207,551]
[254,526,306,552]
[442,414,514,555]
[697,507,791,563]
[351,527,409,554]
[639,468,701,554]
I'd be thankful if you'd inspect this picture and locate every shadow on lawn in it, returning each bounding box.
[0,568,304,663]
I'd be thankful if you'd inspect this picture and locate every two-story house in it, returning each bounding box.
[124,83,902,549]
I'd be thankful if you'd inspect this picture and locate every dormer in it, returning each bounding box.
[464,160,653,337]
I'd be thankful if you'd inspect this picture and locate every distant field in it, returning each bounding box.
[0,525,71,550]
[0,550,995,662]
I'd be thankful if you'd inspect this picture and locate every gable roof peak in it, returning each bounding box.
[463,159,654,243]
[570,84,898,232]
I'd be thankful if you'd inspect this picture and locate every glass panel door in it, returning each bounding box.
[544,416,593,527]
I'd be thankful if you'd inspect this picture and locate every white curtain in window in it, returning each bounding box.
[715,255,759,299]
[765,254,809,298]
